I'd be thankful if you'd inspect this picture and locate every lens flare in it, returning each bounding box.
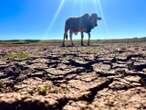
[48,0,65,32]
[93,0,109,34]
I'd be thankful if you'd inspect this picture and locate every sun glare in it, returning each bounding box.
[93,0,109,34]
[48,0,65,32]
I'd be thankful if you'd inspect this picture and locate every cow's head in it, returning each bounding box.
[90,13,102,27]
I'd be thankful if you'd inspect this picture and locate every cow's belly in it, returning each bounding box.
[71,28,87,33]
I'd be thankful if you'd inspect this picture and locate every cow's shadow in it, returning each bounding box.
[60,44,100,48]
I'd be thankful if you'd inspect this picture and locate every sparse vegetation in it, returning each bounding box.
[127,62,134,70]
[4,51,30,60]
[38,85,48,96]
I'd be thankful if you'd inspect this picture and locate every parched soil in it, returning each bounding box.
[0,42,146,110]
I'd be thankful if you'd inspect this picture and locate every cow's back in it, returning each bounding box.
[65,16,89,33]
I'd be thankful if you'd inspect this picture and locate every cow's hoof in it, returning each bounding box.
[61,44,65,47]
[81,44,84,46]
[72,44,74,47]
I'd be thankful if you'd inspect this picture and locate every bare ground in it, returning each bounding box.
[0,41,146,110]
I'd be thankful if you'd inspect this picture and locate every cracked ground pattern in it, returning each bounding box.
[0,42,146,110]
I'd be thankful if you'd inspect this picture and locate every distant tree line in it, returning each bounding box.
[0,40,40,44]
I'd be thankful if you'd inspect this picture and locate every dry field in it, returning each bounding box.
[0,40,146,110]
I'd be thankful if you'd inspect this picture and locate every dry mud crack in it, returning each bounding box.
[0,43,146,110]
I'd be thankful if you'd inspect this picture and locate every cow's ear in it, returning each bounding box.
[91,13,98,18]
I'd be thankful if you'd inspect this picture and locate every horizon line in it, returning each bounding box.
[0,37,146,41]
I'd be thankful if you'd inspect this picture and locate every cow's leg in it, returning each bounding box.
[62,33,66,46]
[70,31,74,46]
[81,32,84,46]
[87,32,91,46]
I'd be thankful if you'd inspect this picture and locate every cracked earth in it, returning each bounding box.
[0,42,146,110]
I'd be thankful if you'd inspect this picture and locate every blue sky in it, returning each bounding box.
[0,0,146,40]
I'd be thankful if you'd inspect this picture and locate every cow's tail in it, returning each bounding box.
[64,21,69,40]
[64,32,68,40]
